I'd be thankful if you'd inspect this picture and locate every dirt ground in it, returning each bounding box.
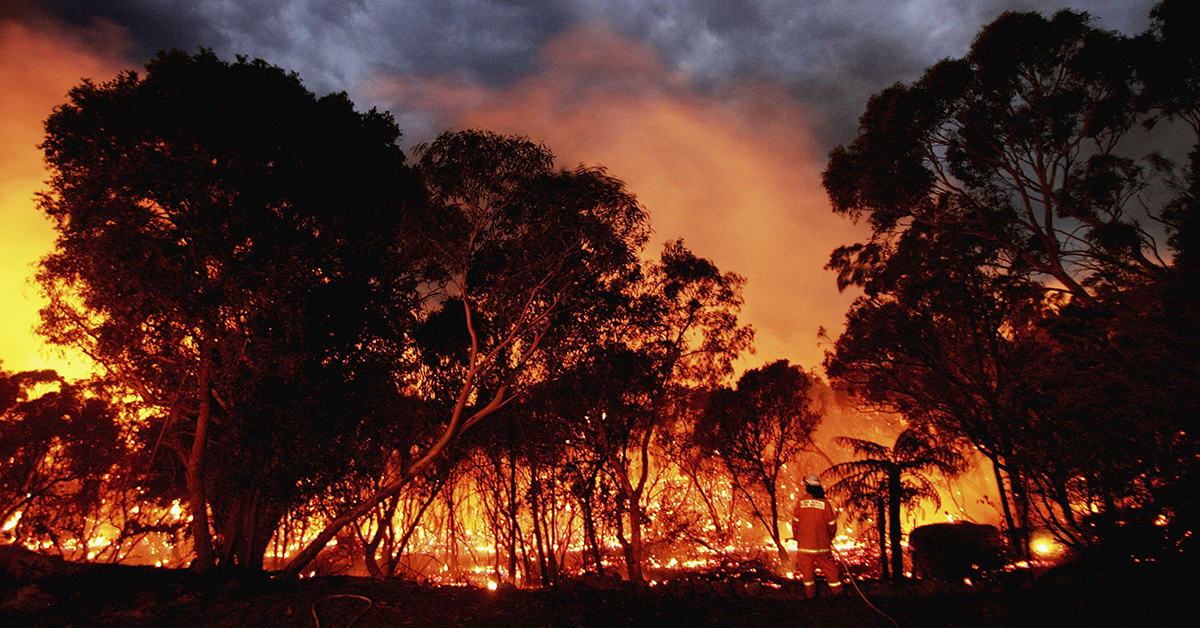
[2,551,1195,628]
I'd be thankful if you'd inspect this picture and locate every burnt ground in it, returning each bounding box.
[2,551,1197,628]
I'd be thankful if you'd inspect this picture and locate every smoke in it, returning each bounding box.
[364,27,1015,533]
[804,382,1005,529]
[367,25,868,373]
[0,16,130,377]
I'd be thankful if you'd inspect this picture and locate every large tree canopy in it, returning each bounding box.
[824,9,1174,301]
[823,4,1200,558]
[37,49,418,573]
[277,130,652,578]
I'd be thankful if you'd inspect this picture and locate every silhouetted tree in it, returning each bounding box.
[0,368,143,557]
[531,240,753,584]
[698,360,821,567]
[825,427,966,581]
[36,50,416,573]
[279,130,650,578]
[824,10,1167,302]
[823,5,1200,559]
[823,226,1048,555]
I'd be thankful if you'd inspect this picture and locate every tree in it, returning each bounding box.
[824,10,1168,303]
[0,368,165,561]
[1143,0,1200,266]
[822,4,1200,559]
[530,240,753,584]
[37,49,416,573]
[699,360,821,567]
[596,241,752,584]
[825,427,966,581]
[1016,285,1200,556]
[278,130,650,578]
[823,225,1049,556]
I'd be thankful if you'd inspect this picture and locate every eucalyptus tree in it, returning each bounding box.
[0,369,124,551]
[280,131,650,578]
[824,10,1171,302]
[698,360,822,567]
[823,4,1200,559]
[37,50,417,573]
[539,240,753,584]
[823,225,1049,555]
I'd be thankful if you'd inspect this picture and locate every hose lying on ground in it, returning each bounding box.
[311,594,372,628]
[789,536,900,628]
[829,544,900,628]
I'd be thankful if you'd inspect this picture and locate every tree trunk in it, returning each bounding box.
[506,446,520,585]
[216,489,285,572]
[363,494,400,578]
[876,495,889,580]
[888,467,903,580]
[610,460,646,585]
[610,475,642,583]
[529,476,550,587]
[766,487,791,568]
[990,453,1019,556]
[1009,461,1032,561]
[186,338,216,574]
[578,487,604,574]
[627,495,645,584]
[443,483,462,582]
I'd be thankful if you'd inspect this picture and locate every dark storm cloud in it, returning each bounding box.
[15,0,1161,147]
[19,0,582,96]
[0,0,1170,375]
[580,0,1159,145]
[10,0,218,59]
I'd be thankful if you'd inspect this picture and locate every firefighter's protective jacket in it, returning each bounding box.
[792,496,836,553]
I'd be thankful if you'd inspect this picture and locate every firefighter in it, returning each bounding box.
[792,473,842,598]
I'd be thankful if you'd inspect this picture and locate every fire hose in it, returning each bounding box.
[303,550,899,628]
[791,537,900,628]
[311,594,372,628]
[828,544,900,628]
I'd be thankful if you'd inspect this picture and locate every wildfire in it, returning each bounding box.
[1030,533,1063,559]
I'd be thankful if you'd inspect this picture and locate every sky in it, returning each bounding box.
[0,0,1162,381]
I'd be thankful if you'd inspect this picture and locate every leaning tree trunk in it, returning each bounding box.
[768,495,791,569]
[186,338,216,574]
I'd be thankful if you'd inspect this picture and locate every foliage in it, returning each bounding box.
[513,240,753,584]
[825,427,966,580]
[824,10,1166,301]
[0,368,183,562]
[36,49,417,572]
[698,360,821,565]
[822,4,1200,559]
[278,129,651,578]
[1,369,121,543]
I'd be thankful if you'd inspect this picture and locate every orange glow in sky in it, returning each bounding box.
[2,19,865,379]
[368,26,868,373]
[0,17,129,378]
[0,13,1002,532]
